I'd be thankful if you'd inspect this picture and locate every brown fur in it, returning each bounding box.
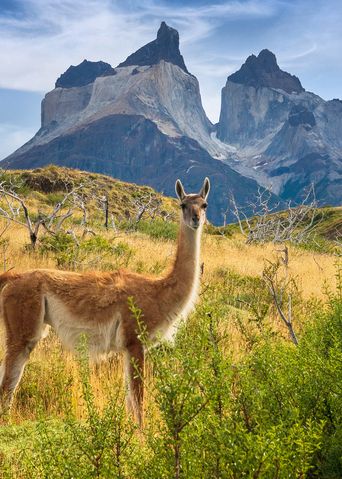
[0,178,210,423]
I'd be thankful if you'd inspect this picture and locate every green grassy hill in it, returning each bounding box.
[0,165,178,220]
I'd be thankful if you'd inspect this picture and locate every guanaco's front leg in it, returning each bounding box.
[124,343,145,425]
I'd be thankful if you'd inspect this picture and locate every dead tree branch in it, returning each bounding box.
[0,176,89,247]
[230,184,320,245]
[262,260,299,346]
[124,192,166,230]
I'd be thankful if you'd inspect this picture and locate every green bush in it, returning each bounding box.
[205,223,236,237]
[118,219,177,241]
[39,232,75,255]
[297,234,341,255]
[136,219,177,240]
[39,233,134,270]
[44,192,66,206]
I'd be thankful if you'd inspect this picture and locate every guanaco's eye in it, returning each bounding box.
[202,203,208,209]
[180,203,186,209]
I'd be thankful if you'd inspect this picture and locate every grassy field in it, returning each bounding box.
[0,167,341,478]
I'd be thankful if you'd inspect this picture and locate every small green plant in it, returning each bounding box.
[44,192,65,206]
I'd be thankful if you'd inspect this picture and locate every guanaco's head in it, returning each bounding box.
[175,177,210,230]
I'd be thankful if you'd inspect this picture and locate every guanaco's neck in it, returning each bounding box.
[164,219,202,305]
[173,220,201,279]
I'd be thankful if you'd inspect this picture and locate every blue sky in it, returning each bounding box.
[0,0,342,160]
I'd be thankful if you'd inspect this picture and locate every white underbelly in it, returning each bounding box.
[45,295,123,359]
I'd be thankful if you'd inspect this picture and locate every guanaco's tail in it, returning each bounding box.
[0,271,21,319]
[0,271,18,293]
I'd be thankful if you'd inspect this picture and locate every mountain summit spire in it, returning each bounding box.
[228,49,304,94]
[118,21,189,73]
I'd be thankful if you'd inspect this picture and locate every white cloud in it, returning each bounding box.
[0,0,277,92]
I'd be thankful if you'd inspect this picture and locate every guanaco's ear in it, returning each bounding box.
[199,177,210,200]
[175,179,186,201]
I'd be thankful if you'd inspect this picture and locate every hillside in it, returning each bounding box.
[0,165,177,218]
[1,165,341,242]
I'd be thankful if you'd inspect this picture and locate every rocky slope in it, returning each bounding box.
[55,60,116,88]
[8,22,227,161]
[217,49,342,205]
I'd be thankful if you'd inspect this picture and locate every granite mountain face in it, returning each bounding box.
[2,22,341,223]
[217,49,342,204]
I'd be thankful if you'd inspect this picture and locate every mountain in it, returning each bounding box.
[2,23,340,221]
[217,49,342,205]
[1,22,273,225]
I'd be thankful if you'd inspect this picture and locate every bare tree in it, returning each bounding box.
[123,192,168,230]
[103,196,109,229]
[230,184,320,245]
[222,205,230,228]
[134,192,163,224]
[262,259,299,346]
[0,177,89,248]
[96,195,110,229]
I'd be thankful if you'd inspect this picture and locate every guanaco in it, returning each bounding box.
[0,177,210,423]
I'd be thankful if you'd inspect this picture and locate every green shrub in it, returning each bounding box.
[205,223,236,237]
[39,232,75,255]
[44,192,66,206]
[39,233,134,270]
[118,219,177,241]
[81,235,113,253]
[297,234,341,255]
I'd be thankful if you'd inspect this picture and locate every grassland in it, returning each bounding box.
[0,167,341,478]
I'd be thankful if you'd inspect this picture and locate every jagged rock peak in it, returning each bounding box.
[55,59,116,89]
[117,21,189,74]
[228,49,304,94]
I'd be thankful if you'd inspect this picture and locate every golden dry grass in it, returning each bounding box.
[0,220,339,423]
[2,222,336,298]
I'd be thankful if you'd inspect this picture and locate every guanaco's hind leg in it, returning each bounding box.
[0,340,38,410]
[124,343,145,425]
[0,290,45,412]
